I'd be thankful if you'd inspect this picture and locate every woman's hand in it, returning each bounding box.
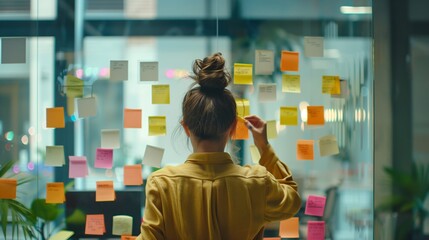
[244,115,269,154]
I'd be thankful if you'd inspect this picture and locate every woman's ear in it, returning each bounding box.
[181,120,191,137]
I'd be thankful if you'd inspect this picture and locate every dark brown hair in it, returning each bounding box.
[182,53,236,140]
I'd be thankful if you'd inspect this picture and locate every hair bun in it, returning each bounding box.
[191,52,231,91]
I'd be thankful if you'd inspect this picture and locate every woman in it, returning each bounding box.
[138,53,301,240]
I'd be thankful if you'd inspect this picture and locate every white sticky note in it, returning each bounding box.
[267,120,278,139]
[101,129,120,149]
[318,135,339,157]
[1,38,26,64]
[142,145,164,168]
[255,50,274,75]
[77,97,97,118]
[110,60,128,81]
[258,84,276,102]
[249,145,261,164]
[48,230,74,240]
[45,146,65,166]
[304,37,324,57]
[112,215,133,236]
[140,62,158,81]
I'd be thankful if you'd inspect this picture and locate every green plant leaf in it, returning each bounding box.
[0,160,16,177]
[31,198,61,222]
[0,201,8,240]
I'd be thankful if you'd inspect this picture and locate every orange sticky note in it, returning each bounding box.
[85,214,106,235]
[46,182,65,204]
[281,51,299,72]
[96,181,116,202]
[307,106,325,125]
[280,217,300,238]
[46,107,65,128]
[123,165,143,186]
[124,108,142,128]
[280,107,298,125]
[121,236,137,240]
[297,140,314,160]
[232,117,249,140]
[0,178,17,199]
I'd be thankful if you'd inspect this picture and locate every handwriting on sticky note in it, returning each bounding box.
[140,62,158,81]
[281,51,299,72]
[249,145,261,164]
[322,76,340,94]
[307,221,325,240]
[319,135,339,157]
[112,215,133,236]
[124,108,142,128]
[258,84,276,102]
[234,63,253,85]
[77,97,97,118]
[255,50,274,75]
[307,106,325,125]
[46,146,65,166]
[305,195,327,216]
[85,214,105,235]
[46,182,65,204]
[280,107,298,125]
[101,129,120,149]
[148,116,166,136]
[297,140,314,160]
[267,120,278,139]
[236,99,250,117]
[110,60,128,81]
[48,230,74,240]
[46,107,65,128]
[69,156,89,178]
[142,145,164,168]
[304,36,324,57]
[152,85,170,104]
[65,75,84,98]
[279,217,299,238]
[123,164,143,186]
[95,148,114,169]
[96,181,115,202]
[232,117,249,140]
[282,74,301,93]
[0,179,17,199]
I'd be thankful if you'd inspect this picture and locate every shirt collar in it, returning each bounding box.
[185,152,233,164]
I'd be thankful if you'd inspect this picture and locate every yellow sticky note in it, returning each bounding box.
[85,214,106,235]
[234,63,253,85]
[267,120,278,139]
[96,181,116,202]
[280,107,298,125]
[112,215,133,236]
[249,145,261,164]
[48,230,74,240]
[123,164,143,186]
[281,51,299,72]
[46,182,65,204]
[148,116,166,136]
[46,107,65,128]
[307,106,325,125]
[152,84,170,104]
[65,74,84,98]
[236,98,250,117]
[322,76,340,94]
[232,117,249,140]
[297,140,314,160]
[280,217,300,238]
[0,179,17,199]
[282,74,301,93]
[124,108,142,128]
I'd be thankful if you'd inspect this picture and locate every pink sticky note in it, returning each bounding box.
[305,195,326,217]
[307,221,325,240]
[69,156,89,178]
[95,148,113,169]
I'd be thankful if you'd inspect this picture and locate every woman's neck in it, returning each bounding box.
[190,135,228,153]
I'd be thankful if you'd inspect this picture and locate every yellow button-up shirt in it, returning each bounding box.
[138,145,301,240]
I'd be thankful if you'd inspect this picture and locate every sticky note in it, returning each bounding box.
[322,76,340,94]
[258,84,276,102]
[282,74,301,93]
[124,108,142,128]
[233,63,253,85]
[85,214,105,235]
[148,116,166,136]
[0,179,17,199]
[319,135,340,157]
[249,145,261,164]
[152,85,170,104]
[307,106,325,125]
[280,51,299,72]
[96,181,116,202]
[307,221,325,240]
[280,107,298,125]
[45,146,65,166]
[95,148,114,169]
[279,217,299,238]
[69,156,89,178]
[236,99,250,117]
[112,215,133,236]
[48,230,74,240]
[140,62,158,81]
[101,129,120,149]
[297,140,314,160]
[332,80,348,98]
[267,120,278,139]
[255,50,274,75]
[1,37,26,64]
[123,164,143,186]
[46,182,65,204]
[142,145,164,168]
[65,75,84,98]
[46,107,65,128]
[110,60,128,81]
[304,37,324,57]
[77,97,97,118]
[232,117,249,140]
[305,195,326,217]
[121,236,137,240]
